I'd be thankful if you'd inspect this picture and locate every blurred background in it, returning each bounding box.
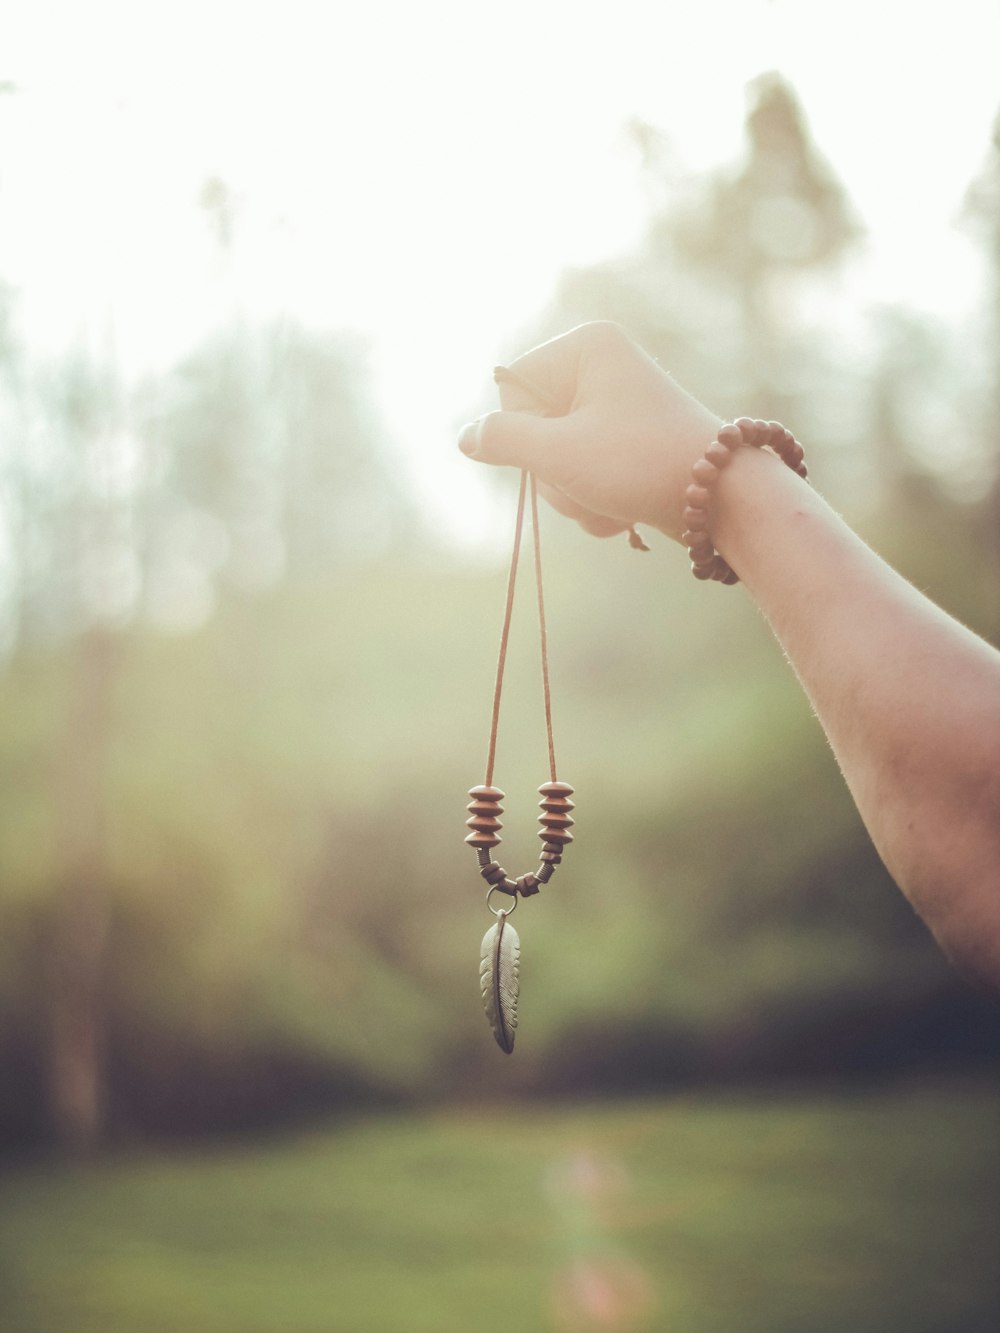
[0,2,998,1330]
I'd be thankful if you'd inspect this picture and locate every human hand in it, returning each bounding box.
[458,322,722,543]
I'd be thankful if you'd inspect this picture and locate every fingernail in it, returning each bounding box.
[458,421,480,457]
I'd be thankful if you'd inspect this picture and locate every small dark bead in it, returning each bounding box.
[766,421,785,441]
[721,568,741,585]
[786,442,804,466]
[480,861,507,884]
[682,506,708,530]
[692,563,714,580]
[517,873,541,897]
[539,848,563,862]
[705,441,732,468]
[796,463,809,478]
[717,424,743,448]
[536,864,555,883]
[686,484,711,508]
[691,459,719,486]
[502,877,518,895]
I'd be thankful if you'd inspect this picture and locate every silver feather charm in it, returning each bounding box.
[480,912,520,1053]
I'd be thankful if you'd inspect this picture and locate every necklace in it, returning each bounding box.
[467,365,575,1053]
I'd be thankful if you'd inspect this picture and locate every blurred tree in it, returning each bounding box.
[546,72,862,440]
[140,320,413,616]
[32,346,131,1151]
[668,71,860,417]
[963,104,1000,631]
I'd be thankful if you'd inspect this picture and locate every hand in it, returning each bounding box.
[458,322,722,543]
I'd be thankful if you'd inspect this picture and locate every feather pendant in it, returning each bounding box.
[480,913,520,1053]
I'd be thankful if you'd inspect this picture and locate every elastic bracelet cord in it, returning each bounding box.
[683,417,808,584]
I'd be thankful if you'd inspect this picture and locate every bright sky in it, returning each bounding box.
[2,0,999,544]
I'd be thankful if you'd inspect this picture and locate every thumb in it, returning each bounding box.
[458,410,572,484]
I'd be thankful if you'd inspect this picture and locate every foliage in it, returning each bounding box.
[0,76,998,1145]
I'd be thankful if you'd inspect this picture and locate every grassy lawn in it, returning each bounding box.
[0,1078,996,1332]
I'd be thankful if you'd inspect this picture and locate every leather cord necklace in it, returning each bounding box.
[467,365,576,1053]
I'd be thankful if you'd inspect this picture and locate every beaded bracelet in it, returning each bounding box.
[683,417,808,584]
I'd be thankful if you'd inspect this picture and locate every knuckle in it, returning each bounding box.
[572,320,631,352]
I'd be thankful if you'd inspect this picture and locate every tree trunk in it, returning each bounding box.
[47,625,119,1152]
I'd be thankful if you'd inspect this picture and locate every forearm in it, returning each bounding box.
[712,446,1000,983]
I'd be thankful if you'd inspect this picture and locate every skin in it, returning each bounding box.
[459,321,1000,988]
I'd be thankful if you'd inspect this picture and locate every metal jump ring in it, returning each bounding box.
[486,885,518,917]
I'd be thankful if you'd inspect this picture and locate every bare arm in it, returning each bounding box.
[459,322,1000,986]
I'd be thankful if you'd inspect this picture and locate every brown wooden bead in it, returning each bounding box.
[692,562,715,580]
[540,829,573,846]
[705,441,732,468]
[682,507,708,530]
[691,459,719,486]
[502,877,518,895]
[796,463,808,478]
[721,568,741,585]
[536,863,555,883]
[468,785,504,802]
[686,484,711,508]
[734,417,756,438]
[540,812,573,831]
[540,847,563,862]
[717,423,743,448]
[479,861,508,884]
[539,785,574,802]
[465,830,501,849]
[786,443,804,466]
[687,531,713,552]
[467,799,504,818]
[539,800,574,817]
[466,814,502,833]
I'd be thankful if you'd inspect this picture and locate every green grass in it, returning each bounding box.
[0,1080,997,1332]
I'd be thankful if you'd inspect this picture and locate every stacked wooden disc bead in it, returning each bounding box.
[466,780,575,898]
[683,418,807,585]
